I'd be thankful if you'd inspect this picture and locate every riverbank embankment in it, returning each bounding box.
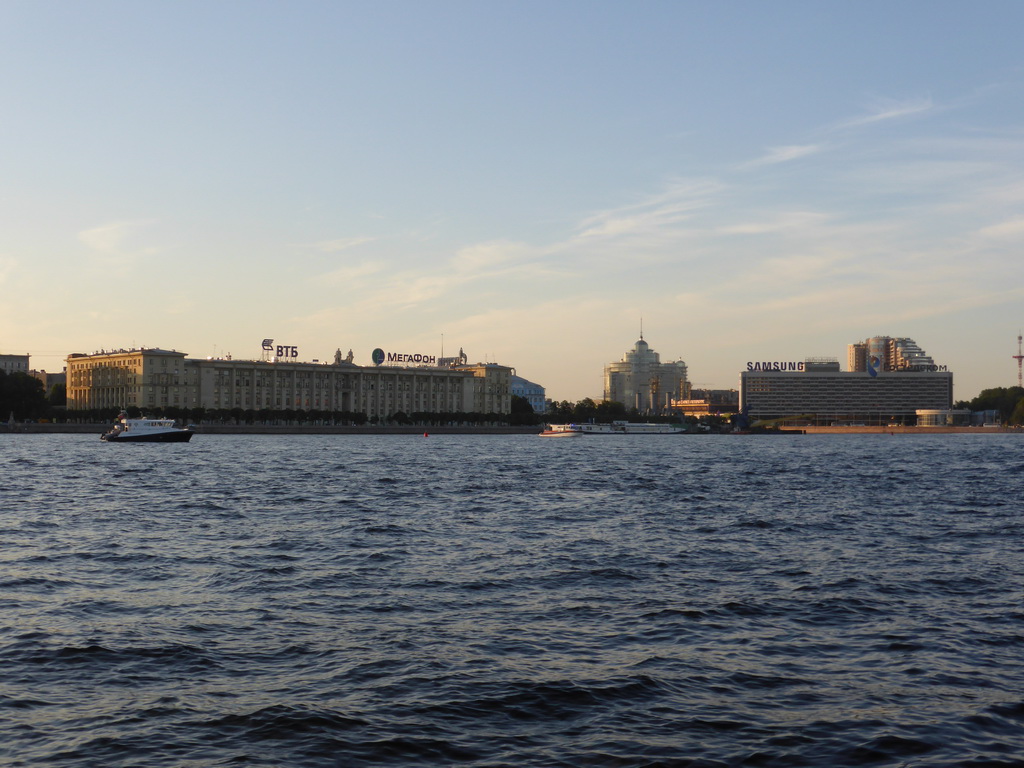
[2,424,1020,435]
[1,423,541,435]
[799,426,1020,434]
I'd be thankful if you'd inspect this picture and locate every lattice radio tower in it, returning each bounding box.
[1014,331,1024,388]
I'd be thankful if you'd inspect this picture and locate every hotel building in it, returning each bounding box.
[66,348,512,418]
[740,349,953,426]
[604,337,690,414]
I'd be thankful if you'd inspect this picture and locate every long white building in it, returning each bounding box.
[66,347,512,418]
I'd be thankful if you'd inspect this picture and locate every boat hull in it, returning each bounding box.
[101,430,194,443]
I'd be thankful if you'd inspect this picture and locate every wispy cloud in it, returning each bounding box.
[837,96,934,129]
[573,179,724,241]
[319,261,387,284]
[304,236,376,253]
[978,216,1024,239]
[78,220,160,263]
[742,144,823,169]
[301,239,554,325]
[451,240,533,271]
[0,256,16,287]
[718,210,831,235]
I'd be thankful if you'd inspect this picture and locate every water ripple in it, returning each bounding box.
[1,433,1023,766]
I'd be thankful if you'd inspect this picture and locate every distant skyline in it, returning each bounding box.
[2,1,1023,401]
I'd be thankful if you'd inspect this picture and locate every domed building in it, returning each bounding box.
[603,336,689,414]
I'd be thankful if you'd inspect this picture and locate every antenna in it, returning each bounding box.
[640,317,644,341]
[1014,331,1024,388]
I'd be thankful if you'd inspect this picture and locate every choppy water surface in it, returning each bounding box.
[2,433,1023,767]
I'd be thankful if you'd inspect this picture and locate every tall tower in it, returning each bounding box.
[1014,332,1023,388]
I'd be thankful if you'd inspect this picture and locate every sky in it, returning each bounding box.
[2,1,1023,402]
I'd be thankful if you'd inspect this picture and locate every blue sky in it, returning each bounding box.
[2,1,1023,401]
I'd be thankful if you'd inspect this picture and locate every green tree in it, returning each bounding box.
[957,387,1024,422]
[0,370,48,420]
[573,398,598,423]
[1010,398,1024,426]
[595,399,629,422]
[509,395,540,426]
[545,399,573,424]
[48,382,67,407]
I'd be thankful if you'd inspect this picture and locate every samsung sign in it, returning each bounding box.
[746,361,805,372]
[372,348,437,366]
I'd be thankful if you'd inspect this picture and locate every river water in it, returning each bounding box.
[2,433,1023,767]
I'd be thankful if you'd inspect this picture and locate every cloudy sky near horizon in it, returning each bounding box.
[3,1,1023,401]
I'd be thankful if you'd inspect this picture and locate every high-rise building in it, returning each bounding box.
[604,337,689,414]
[848,336,937,373]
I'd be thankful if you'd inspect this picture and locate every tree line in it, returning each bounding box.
[955,387,1024,425]
[62,405,513,427]
[542,397,707,425]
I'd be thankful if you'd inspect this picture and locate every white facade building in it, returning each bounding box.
[604,337,689,414]
[66,348,512,418]
[511,375,546,413]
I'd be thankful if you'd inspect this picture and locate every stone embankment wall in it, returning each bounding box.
[2,423,540,435]
[800,426,1019,434]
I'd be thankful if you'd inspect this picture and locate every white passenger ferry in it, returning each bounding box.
[544,421,685,435]
[101,412,194,443]
[610,422,685,434]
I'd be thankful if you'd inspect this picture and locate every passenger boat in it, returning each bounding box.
[608,422,685,434]
[101,412,194,443]
[580,421,685,434]
[541,421,685,435]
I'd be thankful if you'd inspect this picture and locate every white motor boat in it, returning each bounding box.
[101,411,194,443]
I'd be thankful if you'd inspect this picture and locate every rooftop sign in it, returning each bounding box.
[262,339,298,359]
[746,361,805,372]
[372,348,437,366]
